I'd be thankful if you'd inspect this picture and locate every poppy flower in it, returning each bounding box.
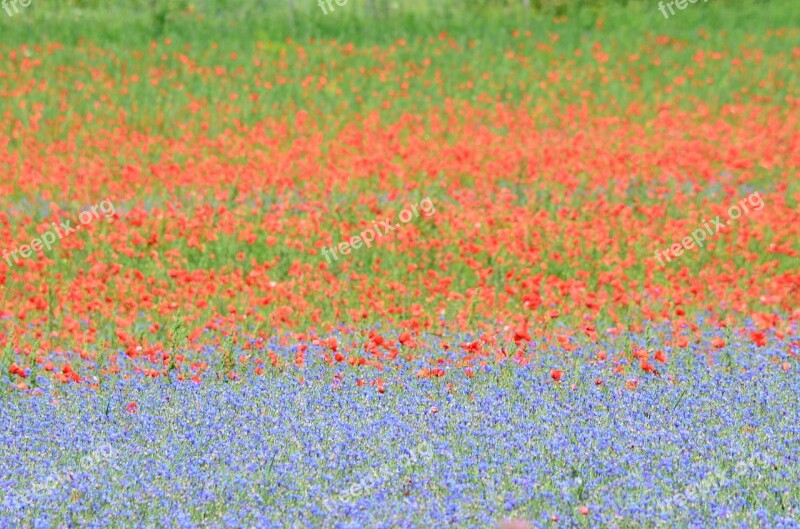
[750,331,767,347]
[513,326,531,344]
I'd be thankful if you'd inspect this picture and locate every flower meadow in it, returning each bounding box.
[0,0,799,527]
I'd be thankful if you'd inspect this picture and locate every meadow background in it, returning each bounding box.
[0,0,799,527]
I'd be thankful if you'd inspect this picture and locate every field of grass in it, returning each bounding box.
[0,0,799,527]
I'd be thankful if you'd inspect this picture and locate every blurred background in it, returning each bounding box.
[0,0,791,45]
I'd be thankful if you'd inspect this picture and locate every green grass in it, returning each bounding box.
[0,0,798,139]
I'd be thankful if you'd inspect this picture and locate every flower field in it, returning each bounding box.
[0,0,799,527]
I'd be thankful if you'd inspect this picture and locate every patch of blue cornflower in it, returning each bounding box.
[0,329,798,528]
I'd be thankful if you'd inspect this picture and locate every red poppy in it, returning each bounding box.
[640,360,656,373]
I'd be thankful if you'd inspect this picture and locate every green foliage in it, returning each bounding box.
[0,0,793,48]
[0,329,14,385]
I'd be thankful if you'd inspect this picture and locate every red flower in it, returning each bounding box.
[550,369,562,382]
[513,326,531,344]
[398,331,416,348]
[126,402,138,414]
[9,363,25,377]
[750,331,767,347]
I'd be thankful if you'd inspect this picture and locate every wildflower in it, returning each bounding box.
[9,363,25,377]
[641,359,656,373]
[751,331,767,346]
